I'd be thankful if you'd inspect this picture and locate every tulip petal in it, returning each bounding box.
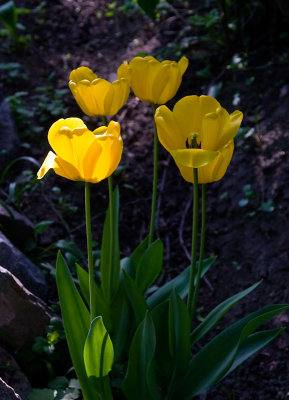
[173,96,202,139]
[178,56,189,75]
[48,118,99,176]
[218,110,243,149]
[199,95,221,116]
[155,105,185,151]
[117,62,131,81]
[170,148,218,168]
[37,151,80,181]
[69,66,97,83]
[201,107,230,151]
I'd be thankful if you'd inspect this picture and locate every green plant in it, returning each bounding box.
[0,0,30,44]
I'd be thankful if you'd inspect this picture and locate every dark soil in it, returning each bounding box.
[1,0,289,399]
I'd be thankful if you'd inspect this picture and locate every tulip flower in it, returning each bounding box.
[69,66,130,116]
[155,95,243,183]
[37,118,123,183]
[119,56,189,104]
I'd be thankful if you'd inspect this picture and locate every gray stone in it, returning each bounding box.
[0,204,34,250]
[0,266,52,347]
[0,100,20,169]
[0,377,22,400]
[0,231,47,299]
[0,347,31,399]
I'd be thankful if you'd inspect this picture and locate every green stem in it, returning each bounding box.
[190,184,206,323]
[148,104,158,246]
[187,168,199,320]
[107,175,114,302]
[85,182,96,320]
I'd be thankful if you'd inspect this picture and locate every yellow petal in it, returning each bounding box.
[37,151,80,181]
[178,56,189,74]
[69,66,97,83]
[153,63,180,104]
[117,61,132,81]
[91,135,122,182]
[199,95,221,116]
[201,107,229,151]
[173,96,202,139]
[155,105,186,151]
[218,110,243,149]
[48,118,98,175]
[170,148,218,168]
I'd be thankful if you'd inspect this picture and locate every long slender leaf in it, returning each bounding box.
[170,304,289,399]
[225,328,285,376]
[130,235,149,273]
[84,316,114,378]
[136,239,163,293]
[147,256,216,309]
[100,186,120,302]
[123,270,148,325]
[191,281,261,345]
[122,311,160,400]
[137,0,158,18]
[56,252,101,400]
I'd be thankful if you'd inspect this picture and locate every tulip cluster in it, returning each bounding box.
[35,53,286,400]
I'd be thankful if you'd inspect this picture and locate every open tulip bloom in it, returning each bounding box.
[35,61,289,400]
[37,118,123,183]
[155,95,243,183]
[69,66,130,116]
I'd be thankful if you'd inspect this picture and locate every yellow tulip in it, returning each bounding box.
[154,95,243,184]
[69,66,130,116]
[37,118,123,183]
[119,56,189,104]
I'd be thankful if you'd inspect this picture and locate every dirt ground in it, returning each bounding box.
[1,0,289,399]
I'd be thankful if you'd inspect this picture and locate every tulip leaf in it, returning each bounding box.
[130,235,149,273]
[169,304,289,399]
[191,280,261,346]
[84,316,114,378]
[168,290,191,379]
[151,300,173,380]
[122,270,148,325]
[225,328,285,377]
[100,186,120,302]
[56,252,100,400]
[135,238,163,293]
[122,311,160,400]
[147,256,216,309]
[137,0,158,19]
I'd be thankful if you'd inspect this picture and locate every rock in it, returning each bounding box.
[0,231,47,299]
[0,266,52,347]
[0,100,20,169]
[0,347,31,399]
[0,205,34,251]
[0,377,22,400]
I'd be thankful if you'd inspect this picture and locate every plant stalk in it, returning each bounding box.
[187,168,199,320]
[107,174,114,302]
[85,181,96,320]
[148,104,158,246]
[190,184,206,323]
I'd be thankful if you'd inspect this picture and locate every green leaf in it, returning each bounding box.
[191,281,261,346]
[168,290,191,378]
[84,316,114,378]
[28,388,54,400]
[225,328,285,377]
[147,256,216,309]
[136,239,163,293]
[130,235,149,273]
[123,270,148,325]
[56,252,100,400]
[75,263,111,331]
[122,311,160,400]
[100,186,120,301]
[0,1,17,36]
[170,304,289,399]
[34,220,53,236]
[137,0,159,18]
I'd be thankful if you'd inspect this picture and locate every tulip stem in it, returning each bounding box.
[85,182,96,321]
[190,184,206,323]
[108,174,114,302]
[187,168,199,321]
[148,104,158,246]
